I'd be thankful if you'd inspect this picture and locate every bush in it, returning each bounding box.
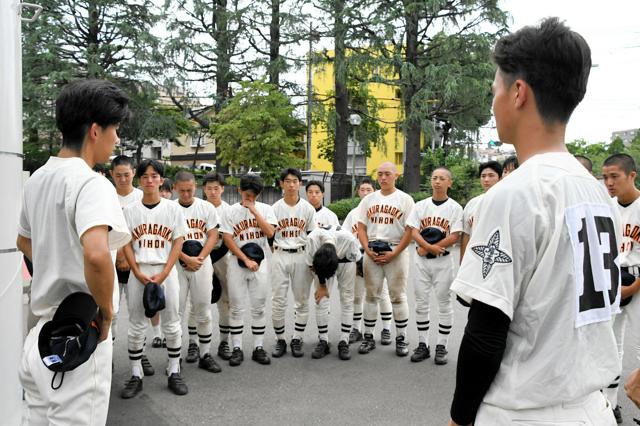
[328,197,360,221]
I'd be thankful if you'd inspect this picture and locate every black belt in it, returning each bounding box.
[420,247,450,259]
[338,258,352,263]
[275,246,304,253]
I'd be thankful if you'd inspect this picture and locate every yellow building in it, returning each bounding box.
[311,61,407,175]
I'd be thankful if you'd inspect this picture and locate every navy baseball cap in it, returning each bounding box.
[143,282,166,318]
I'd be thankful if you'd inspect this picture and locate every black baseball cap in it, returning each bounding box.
[143,282,166,318]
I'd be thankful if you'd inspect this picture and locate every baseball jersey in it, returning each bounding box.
[618,197,640,268]
[123,198,188,265]
[211,200,230,249]
[176,198,219,245]
[118,187,143,209]
[314,206,340,228]
[272,198,316,249]
[342,205,360,237]
[406,197,463,238]
[220,201,277,253]
[452,152,621,409]
[357,189,415,244]
[462,193,484,236]
[305,226,362,267]
[18,157,131,317]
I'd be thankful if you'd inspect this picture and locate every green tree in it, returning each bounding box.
[210,81,306,184]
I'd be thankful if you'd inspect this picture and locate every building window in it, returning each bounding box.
[395,152,403,165]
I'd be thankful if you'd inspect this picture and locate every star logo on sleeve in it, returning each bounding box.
[471,229,512,279]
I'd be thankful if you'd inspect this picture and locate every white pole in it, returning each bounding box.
[0,1,25,423]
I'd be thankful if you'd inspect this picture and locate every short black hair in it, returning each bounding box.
[479,161,503,178]
[312,243,339,285]
[240,174,264,195]
[492,17,591,124]
[111,155,134,170]
[92,163,106,174]
[174,170,195,183]
[56,79,129,151]
[160,179,173,192]
[357,177,375,190]
[280,168,302,182]
[503,156,519,171]
[603,153,637,175]
[136,159,164,178]
[305,180,325,193]
[203,172,225,186]
[574,155,593,172]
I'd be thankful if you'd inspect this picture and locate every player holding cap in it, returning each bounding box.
[357,161,415,356]
[343,178,394,344]
[306,225,361,360]
[202,172,233,360]
[408,167,462,365]
[307,180,340,228]
[449,18,621,425]
[17,79,130,425]
[220,174,277,366]
[602,153,640,423]
[173,171,221,373]
[271,168,316,358]
[460,161,502,261]
[121,159,189,398]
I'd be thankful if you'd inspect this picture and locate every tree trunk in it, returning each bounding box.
[333,0,348,174]
[214,0,231,173]
[86,0,100,78]
[268,0,280,87]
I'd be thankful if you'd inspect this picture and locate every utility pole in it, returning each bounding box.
[306,23,314,170]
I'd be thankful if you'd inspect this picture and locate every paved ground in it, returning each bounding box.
[107,277,640,426]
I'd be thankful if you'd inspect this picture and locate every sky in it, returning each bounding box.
[492,0,640,144]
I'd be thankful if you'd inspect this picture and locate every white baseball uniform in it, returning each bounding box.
[314,205,340,228]
[123,198,188,376]
[306,226,361,343]
[18,157,130,425]
[271,197,316,341]
[452,153,620,423]
[343,207,393,332]
[407,197,463,348]
[461,193,484,238]
[358,189,415,337]
[176,197,219,356]
[220,201,277,349]
[606,196,640,407]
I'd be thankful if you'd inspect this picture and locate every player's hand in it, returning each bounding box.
[241,199,256,212]
[428,244,446,256]
[244,259,259,272]
[150,271,168,285]
[315,285,329,303]
[115,256,130,271]
[374,251,395,265]
[365,249,378,260]
[134,271,153,285]
[95,307,113,342]
[183,256,203,271]
[417,246,428,256]
[625,368,640,408]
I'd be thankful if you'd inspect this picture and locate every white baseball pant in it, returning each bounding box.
[353,275,392,332]
[315,261,355,343]
[20,317,112,426]
[178,256,213,355]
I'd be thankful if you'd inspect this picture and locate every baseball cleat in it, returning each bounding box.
[252,346,271,365]
[217,341,232,361]
[199,353,222,373]
[395,335,409,357]
[290,338,304,358]
[311,340,330,359]
[186,342,200,363]
[167,373,188,396]
[381,329,392,345]
[349,328,363,344]
[141,354,155,376]
[120,376,143,399]
[338,340,351,360]
[613,405,622,424]
[434,344,448,365]
[229,347,244,366]
[272,339,287,358]
[358,334,376,354]
[151,336,163,348]
[410,343,431,362]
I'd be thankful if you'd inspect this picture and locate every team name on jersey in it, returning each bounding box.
[185,218,207,241]
[276,217,307,239]
[466,216,475,231]
[621,223,640,252]
[367,204,404,224]
[420,216,450,232]
[131,223,173,249]
[233,218,264,241]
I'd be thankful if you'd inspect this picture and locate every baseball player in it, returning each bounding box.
[449,18,621,426]
[460,161,502,261]
[575,154,593,174]
[173,171,222,373]
[602,153,640,423]
[306,180,340,228]
[307,226,361,360]
[357,161,415,356]
[271,168,316,358]
[17,79,131,425]
[202,172,232,360]
[501,155,518,177]
[220,174,277,366]
[407,167,462,364]
[160,179,173,199]
[121,159,189,398]
[342,178,394,345]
